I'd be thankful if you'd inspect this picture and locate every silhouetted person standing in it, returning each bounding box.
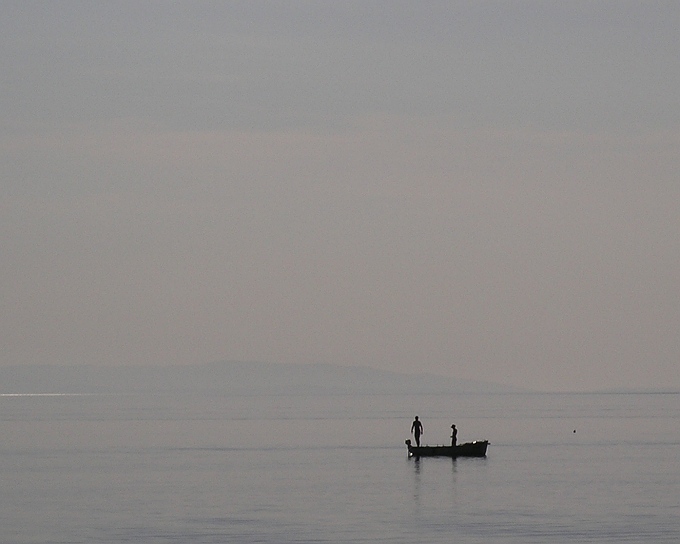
[451,424,457,447]
[411,416,423,446]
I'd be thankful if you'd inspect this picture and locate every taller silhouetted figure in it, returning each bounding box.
[411,416,423,447]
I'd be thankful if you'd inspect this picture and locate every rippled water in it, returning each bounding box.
[1,392,678,543]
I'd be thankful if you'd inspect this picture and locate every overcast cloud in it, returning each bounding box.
[2,1,679,391]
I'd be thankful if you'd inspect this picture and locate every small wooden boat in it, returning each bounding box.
[405,439,488,458]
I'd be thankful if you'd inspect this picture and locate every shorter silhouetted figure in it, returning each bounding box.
[451,424,457,447]
[411,416,423,446]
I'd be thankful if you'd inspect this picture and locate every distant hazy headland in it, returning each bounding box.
[0,361,517,395]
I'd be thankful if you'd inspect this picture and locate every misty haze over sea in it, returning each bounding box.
[3,4,679,542]
[0,361,521,396]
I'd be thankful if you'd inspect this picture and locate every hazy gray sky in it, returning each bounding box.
[2,1,679,391]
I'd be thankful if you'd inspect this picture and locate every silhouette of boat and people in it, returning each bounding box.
[406,417,487,458]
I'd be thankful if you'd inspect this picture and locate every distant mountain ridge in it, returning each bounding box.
[0,361,519,395]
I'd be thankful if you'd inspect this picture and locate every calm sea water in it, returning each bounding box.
[1,391,678,543]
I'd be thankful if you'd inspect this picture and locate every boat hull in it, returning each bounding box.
[405,440,488,458]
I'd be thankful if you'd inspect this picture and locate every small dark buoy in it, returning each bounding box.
[573,429,576,433]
